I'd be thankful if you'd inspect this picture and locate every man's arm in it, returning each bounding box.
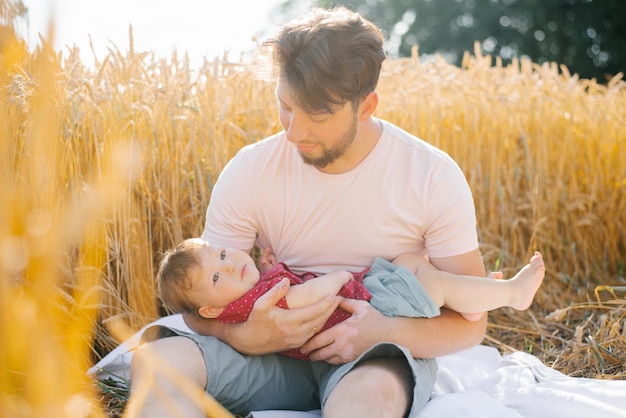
[301,249,487,364]
[428,248,486,277]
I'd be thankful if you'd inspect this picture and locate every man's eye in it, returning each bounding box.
[213,272,220,282]
[220,250,226,260]
[310,115,328,123]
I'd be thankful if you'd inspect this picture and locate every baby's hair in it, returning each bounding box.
[157,238,209,317]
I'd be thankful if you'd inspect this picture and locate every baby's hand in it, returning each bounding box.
[259,247,277,272]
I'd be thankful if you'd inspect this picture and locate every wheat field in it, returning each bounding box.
[1,24,625,417]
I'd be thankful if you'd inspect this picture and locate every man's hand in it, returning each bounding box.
[228,278,341,355]
[300,298,387,364]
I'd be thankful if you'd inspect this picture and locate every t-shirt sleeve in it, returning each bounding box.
[424,158,479,258]
[202,150,258,250]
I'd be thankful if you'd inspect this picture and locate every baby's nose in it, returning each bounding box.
[226,263,236,274]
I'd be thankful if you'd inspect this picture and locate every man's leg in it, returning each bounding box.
[126,328,326,417]
[125,336,210,418]
[324,357,413,418]
[320,343,436,418]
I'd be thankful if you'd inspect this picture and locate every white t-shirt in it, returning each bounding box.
[203,119,478,275]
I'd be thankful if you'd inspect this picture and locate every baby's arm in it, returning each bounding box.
[285,270,353,309]
[259,247,277,273]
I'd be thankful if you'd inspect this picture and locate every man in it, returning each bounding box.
[127,6,486,418]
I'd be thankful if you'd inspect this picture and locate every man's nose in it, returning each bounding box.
[285,114,308,143]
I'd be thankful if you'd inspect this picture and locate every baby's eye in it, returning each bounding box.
[212,272,220,282]
[220,250,226,260]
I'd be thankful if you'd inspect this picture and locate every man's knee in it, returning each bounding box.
[127,336,209,418]
[324,358,412,418]
[131,336,207,388]
[354,358,413,402]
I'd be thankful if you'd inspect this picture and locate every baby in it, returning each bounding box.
[157,238,545,359]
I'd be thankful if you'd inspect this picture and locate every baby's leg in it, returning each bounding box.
[460,271,504,320]
[416,252,545,320]
[459,312,484,321]
[508,251,545,310]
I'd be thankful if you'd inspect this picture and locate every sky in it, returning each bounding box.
[20,0,290,65]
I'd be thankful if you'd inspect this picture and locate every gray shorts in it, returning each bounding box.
[142,326,436,417]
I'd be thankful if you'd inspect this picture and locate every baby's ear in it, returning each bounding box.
[198,306,224,319]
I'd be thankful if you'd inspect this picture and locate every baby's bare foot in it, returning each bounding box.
[510,251,545,310]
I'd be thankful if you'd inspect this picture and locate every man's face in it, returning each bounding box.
[276,78,358,169]
[192,245,261,310]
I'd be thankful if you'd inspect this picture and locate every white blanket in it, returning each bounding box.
[89,315,626,418]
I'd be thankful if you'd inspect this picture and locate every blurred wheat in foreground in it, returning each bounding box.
[1,26,624,417]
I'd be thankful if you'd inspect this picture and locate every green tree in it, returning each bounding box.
[311,0,624,81]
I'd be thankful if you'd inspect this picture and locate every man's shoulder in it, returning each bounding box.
[379,120,455,165]
[224,132,289,173]
[236,132,286,159]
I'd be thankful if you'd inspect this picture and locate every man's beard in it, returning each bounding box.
[300,114,357,169]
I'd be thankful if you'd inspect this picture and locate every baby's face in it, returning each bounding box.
[195,245,261,308]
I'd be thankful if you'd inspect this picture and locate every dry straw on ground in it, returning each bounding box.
[1,26,624,417]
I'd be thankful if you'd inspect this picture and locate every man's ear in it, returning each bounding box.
[198,305,224,319]
[357,91,379,121]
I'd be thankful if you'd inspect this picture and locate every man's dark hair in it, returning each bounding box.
[264,6,386,114]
